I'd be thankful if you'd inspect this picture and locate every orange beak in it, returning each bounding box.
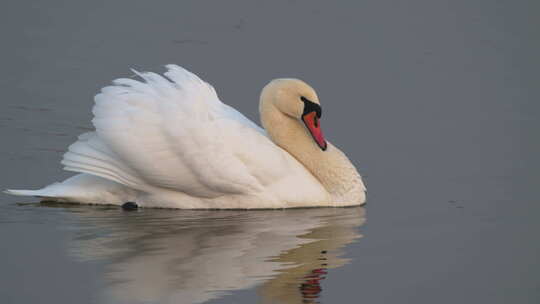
[302,111,327,151]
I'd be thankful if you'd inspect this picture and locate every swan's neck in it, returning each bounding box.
[260,104,365,203]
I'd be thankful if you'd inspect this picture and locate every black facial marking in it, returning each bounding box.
[301,96,322,118]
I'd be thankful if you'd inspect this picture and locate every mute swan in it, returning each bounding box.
[5,65,366,209]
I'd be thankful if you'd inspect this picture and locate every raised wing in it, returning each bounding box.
[62,65,292,198]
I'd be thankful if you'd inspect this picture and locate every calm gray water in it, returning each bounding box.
[1,0,539,303]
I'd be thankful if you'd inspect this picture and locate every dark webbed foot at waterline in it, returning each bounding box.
[121,202,138,211]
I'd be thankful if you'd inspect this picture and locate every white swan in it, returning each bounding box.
[5,65,366,209]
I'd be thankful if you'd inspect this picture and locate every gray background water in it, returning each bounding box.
[1,0,539,303]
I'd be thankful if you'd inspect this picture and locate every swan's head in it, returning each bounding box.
[260,79,327,151]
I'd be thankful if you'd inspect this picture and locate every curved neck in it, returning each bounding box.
[259,102,365,202]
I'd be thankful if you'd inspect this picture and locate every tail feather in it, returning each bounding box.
[4,183,72,202]
[4,188,55,198]
[4,174,136,205]
[4,132,145,204]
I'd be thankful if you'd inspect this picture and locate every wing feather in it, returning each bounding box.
[65,65,287,198]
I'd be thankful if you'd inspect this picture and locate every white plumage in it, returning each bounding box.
[6,65,365,208]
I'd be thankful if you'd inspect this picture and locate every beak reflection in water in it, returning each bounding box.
[58,205,366,304]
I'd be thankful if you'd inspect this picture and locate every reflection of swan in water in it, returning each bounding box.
[64,206,365,304]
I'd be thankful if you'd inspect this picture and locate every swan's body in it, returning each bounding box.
[6,65,366,208]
